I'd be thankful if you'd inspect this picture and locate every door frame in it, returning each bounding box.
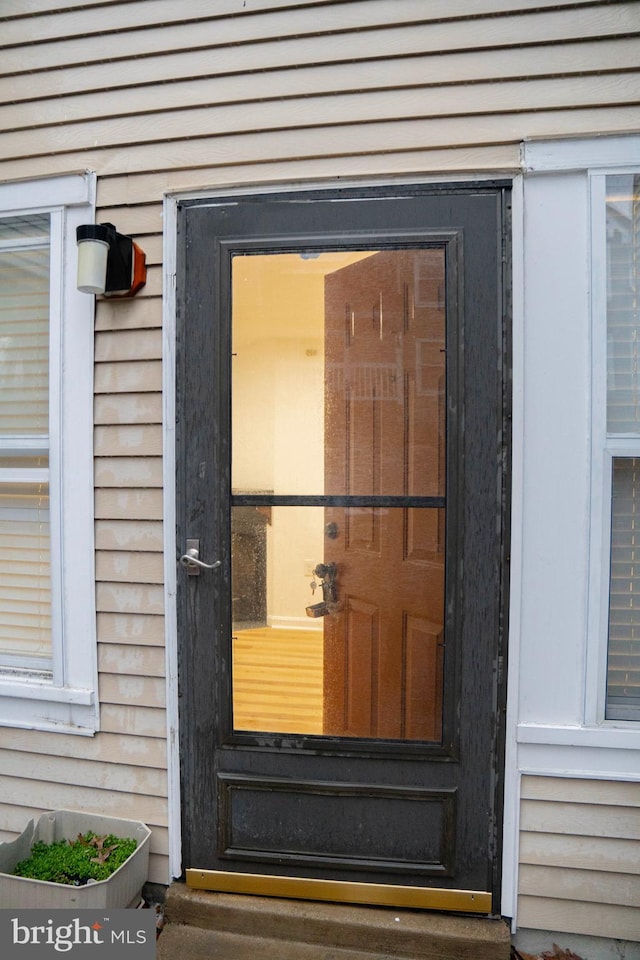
[163,176,515,914]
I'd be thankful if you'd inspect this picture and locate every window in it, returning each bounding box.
[605,173,640,721]
[0,174,98,734]
[0,214,52,670]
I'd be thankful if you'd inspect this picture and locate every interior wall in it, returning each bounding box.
[231,253,372,627]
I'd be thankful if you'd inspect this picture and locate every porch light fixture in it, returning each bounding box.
[76,222,146,297]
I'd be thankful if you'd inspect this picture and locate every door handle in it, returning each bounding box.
[179,539,221,575]
[306,601,330,618]
[315,562,337,604]
[306,562,338,616]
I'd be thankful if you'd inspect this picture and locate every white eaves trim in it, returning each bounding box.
[0,171,97,210]
[522,133,640,173]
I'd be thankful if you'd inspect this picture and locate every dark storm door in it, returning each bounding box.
[175,185,510,911]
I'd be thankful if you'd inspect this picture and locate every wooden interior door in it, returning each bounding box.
[323,250,445,740]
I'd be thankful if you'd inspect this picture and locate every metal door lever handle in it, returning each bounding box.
[179,540,221,575]
[180,550,221,570]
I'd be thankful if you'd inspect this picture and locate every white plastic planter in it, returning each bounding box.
[0,810,150,909]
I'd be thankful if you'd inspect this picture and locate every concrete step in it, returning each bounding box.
[157,884,511,960]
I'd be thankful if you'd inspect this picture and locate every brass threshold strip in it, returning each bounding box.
[186,869,492,915]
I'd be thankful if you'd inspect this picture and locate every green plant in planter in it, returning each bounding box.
[13,832,137,886]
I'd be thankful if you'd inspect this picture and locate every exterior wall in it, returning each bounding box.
[0,0,638,914]
[511,141,640,944]
[518,776,640,941]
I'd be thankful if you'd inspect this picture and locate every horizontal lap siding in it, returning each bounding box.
[93,237,164,881]
[0,0,167,872]
[518,776,640,940]
[0,0,638,895]
[92,224,165,881]
[1,3,639,186]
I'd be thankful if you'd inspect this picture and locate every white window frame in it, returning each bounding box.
[587,165,640,727]
[0,172,98,735]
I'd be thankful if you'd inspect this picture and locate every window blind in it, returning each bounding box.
[607,458,640,717]
[0,215,51,668]
[607,175,640,434]
[0,224,49,435]
[606,175,640,719]
[0,484,51,661]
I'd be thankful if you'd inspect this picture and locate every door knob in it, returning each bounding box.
[313,563,338,604]
[309,562,338,607]
[179,539,221,575]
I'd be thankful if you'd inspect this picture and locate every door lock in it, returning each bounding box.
[179,539,221,575]
[306,562,338,617]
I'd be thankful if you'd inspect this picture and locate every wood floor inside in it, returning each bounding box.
[232,625,324,734]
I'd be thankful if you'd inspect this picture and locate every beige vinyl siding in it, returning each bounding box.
[0,0,638,893]
[0,725,169,882]
[518,776,640,940]
[1,2,639,186]
[91,276,166,881]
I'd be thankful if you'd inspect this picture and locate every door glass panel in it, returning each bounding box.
[231,249,446,741]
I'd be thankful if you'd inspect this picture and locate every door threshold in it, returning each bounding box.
[186,869,492,914]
